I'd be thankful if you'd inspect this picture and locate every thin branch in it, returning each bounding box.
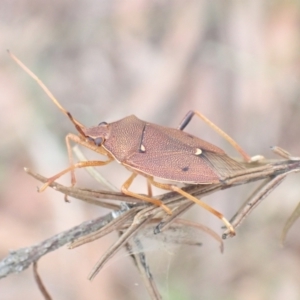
[281,201,300,244]
[0,207,127,279]
[33,262,52,300]
[88,214,153,280]
[222,169,298,238]
[125,237,162,300]
[1,153,300,281]
[68,207,139,249]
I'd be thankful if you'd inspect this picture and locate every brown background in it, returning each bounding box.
[1,1,300,299]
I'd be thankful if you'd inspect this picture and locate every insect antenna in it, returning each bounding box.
[8,50,85,135]
[66,111,87,137]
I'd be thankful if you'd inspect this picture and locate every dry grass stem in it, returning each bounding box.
[1,149,300,295]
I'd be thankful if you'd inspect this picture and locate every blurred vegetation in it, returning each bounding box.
[1,1,300,299]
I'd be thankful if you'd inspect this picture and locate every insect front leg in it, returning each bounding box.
[39,159,113,192]
[65,133,111,186]
[38,133,113,192]
[178,110,263,163]
[148,178,235,236]
[121,173,172,215]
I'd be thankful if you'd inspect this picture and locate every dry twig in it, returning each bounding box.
[1,150,300,285]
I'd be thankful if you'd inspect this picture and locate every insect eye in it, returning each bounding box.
[98,121,107,126]
[87,137,103,146]
[94,137,103,146]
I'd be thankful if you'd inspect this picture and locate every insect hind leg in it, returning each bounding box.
[178,110,263,163]
[148,177,235,236]
[121,173,172,215]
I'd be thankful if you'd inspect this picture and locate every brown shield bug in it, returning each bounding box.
[9,51,260,235]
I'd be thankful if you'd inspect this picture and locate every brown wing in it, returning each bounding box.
[123,123,245,184]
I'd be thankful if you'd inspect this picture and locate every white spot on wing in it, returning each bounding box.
[195,148,202,155]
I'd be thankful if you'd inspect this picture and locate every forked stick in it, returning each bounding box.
[223,147,300,238]
[1,152,299,282]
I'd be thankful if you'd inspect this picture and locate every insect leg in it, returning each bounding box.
[38,133,113,192]
[64,133,111,186]
[148,178,235,235]
[121,173,172,215]
[146,179,153,197]
[178,110,259,163]
[39,159,114,192]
